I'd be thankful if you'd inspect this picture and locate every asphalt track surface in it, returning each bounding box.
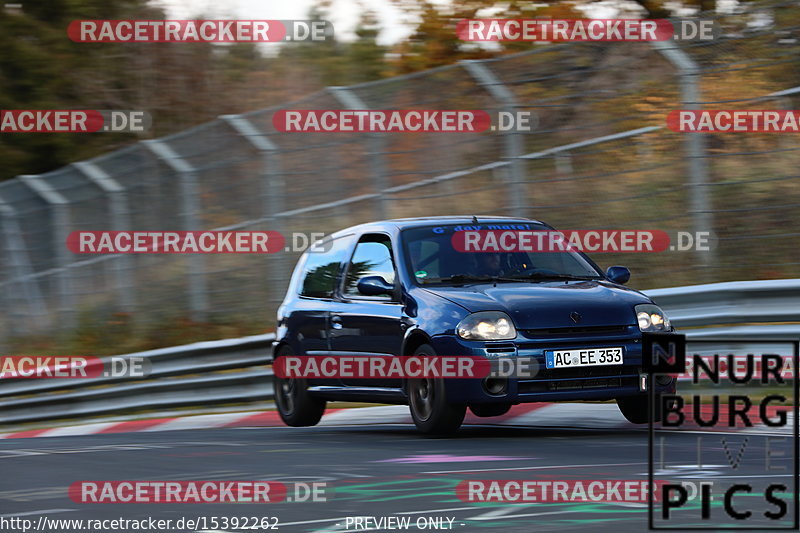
[1,418,794,533]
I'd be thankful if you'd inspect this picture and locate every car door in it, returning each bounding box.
[328,233,405,388]
[288,234,354,386]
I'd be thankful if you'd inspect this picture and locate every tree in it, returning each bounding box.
[0,0,271,181]
[275,3,388,90]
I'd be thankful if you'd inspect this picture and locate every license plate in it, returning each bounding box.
[545,347,623,369]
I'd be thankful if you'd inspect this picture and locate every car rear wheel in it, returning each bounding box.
[617,394,663,424]
[407,344,466,435]
[469,404,512,418]
[274,347,326,427]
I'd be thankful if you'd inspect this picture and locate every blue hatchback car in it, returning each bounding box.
[272,216,676,434]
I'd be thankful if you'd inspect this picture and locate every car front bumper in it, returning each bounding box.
[429,326,677,404]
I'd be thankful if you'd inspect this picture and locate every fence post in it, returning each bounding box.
[461,60,526,218]
[220,114,289,304]
[18,175,74,329]
[72,161,135,312]
[555,153,573,176]
[651,41,715,275]
[143,140,209,322]
[329,86,388,219]
[767,86,800,152]
[0,195,48,334]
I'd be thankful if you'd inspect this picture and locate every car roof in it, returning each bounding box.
[328,216,548,239]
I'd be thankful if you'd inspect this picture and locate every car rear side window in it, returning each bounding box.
[298,236,353,298]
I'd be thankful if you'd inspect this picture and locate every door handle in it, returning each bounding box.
[330,315,343,330]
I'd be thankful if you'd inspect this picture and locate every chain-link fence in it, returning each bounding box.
[2,0,799,347]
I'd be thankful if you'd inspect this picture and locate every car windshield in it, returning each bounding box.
[402,223,603,285]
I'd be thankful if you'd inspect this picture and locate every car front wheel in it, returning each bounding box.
[407,344,466,435]
[274,347,326,427]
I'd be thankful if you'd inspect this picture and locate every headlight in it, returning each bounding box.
[635,304,671,332]
[456,311,517,340]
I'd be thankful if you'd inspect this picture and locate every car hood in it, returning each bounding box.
[422,280,650,329]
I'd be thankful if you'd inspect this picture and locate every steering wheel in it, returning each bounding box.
[505,265,561,278]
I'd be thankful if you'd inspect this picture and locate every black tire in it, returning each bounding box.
[407,344,466,435]
[617,394,664,424]
[273,347,326,427]
[470,404,512,418]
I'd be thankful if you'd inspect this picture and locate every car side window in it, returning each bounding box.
[344,235,396,298]
[298,236,352,299]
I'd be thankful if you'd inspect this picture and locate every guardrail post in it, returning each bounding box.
[329,86,389,219]
[143,140,209,322]
[555,153,573,176]
[0,195,48,334]
[220,114,289,303]
[651,41,715,276]
[72,161,135,312]
[18,175,74,329]
[461,60,526,218]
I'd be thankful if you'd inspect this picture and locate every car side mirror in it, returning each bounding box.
[606,266,631,285]
[357,275,394,296]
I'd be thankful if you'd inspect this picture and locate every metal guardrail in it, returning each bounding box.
[0,279,798,426]
[645,278,800,338]
[0,333,275,424]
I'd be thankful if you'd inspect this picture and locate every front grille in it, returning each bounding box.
[485,342,516,354]
[517,365,639,394]
[523,325,630,336]
[519,375,638,393]
[537,365,635,380]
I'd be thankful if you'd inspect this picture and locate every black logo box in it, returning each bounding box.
[646,338,799,531]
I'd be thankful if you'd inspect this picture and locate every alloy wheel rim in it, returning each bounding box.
[410,378,434,421]
[277,378,297,415]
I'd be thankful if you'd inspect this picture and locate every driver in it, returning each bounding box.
[474,252,505,277]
